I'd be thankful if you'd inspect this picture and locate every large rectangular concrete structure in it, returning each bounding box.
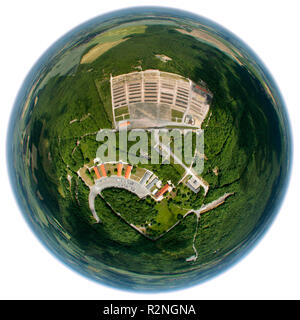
[110,69,212,129]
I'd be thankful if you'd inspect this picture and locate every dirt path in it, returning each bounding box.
[186,214,201,262]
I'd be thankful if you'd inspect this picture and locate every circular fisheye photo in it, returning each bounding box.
[7,6,291,292]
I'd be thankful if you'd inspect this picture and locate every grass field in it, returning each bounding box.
[81,39,128,64]
[80,25,147,64]
[152,199,188,233]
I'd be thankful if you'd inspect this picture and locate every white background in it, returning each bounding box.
[1,0,299,300]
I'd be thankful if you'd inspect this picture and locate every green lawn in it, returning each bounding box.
[152,198,189,234]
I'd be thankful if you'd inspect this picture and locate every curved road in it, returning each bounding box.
[89,176,150,223]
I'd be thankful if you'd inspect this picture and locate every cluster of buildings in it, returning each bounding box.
[91,161,172,201]
[144,174,173,201]
[93,162,132,180]
[86,69,212,202]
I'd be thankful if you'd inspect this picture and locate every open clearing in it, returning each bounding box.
[81,25,147,64]
[176,28,243,65]
[81,39,128,64]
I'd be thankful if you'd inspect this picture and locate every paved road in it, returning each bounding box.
[153,132,209,193]
[190,192,235,217]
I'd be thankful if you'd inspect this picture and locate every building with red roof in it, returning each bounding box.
[124,165,132,179]
[93,166,101,179]
[100,164,107,177]
[155,183,170,198]
[117,162,123,176]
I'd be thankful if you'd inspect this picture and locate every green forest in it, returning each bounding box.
[23,23,283,281]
